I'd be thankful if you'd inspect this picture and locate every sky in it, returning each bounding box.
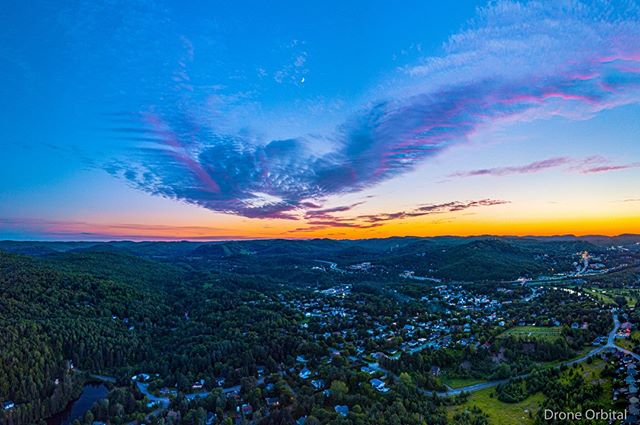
[1,0,640,240]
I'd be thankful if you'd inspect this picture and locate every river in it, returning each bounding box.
[46,383,108,425]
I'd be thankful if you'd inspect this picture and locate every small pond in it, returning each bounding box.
[46,383,108,425]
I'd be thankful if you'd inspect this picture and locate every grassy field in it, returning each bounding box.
[584,287,640,307]
[583,287,616,305]
[565,360,613,408]
[446,359,612,425]
[447,387,543,425]
[498,326,563,341]
[444,345,595,391]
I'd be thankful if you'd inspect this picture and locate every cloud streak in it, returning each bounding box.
[108,1,640,220]
[291,199,509,231]
[0,218,247,241]
[451,156,640,178]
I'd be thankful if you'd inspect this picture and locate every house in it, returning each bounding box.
[224,386,240,397]
[311,379,325,390]
[132,373,151,382]
[619,328,632,338]
[2,401,15,411]
[192,379,205,389]
[265,397,280,408]
[334,405,349,417]
[296,416,307,425]
[206,412,216,425]
[360,366,375,374]
[299,368,311,379]
[431,366,441,376]
[370,378,390,393]
[241,403,253,416]
[370,378,385,390]
[215,377,226,387]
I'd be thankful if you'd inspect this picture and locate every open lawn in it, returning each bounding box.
[446,359,612,425]
[498,326,562,341]
[583,287,616,305]
[584,287,640,307]
[447,387,543,425]
[561,360,613,408]
[445,346,595,391]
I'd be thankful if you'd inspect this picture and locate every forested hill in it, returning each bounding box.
[0,249,308,425]
[2,235,634,281]
[0,251,166,424]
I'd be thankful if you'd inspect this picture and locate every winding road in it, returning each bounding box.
[437,310,638,397]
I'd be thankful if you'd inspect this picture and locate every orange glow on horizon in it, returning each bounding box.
[30,211,640,241]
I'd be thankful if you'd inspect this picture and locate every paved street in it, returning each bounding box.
[437,310,630,396]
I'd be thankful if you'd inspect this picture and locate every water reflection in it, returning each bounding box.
[46,384,108,425]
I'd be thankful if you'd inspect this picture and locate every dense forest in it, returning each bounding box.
[0,236,638,424]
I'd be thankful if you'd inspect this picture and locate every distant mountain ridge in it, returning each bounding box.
[1,234,636,256]
[1,234,636,281]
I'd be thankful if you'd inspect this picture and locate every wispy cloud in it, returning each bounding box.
[0,218,248,241]
[304,202,365,220]
[579,162,640,174]
[451,156,640,178]
[450,157,573,178]
[108,1,640,219]
[291,199,508,231]
[356,199,509,224]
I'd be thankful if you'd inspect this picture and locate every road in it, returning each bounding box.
[436,310,634,397]
[314,260,343,272]
[136,382,170,408]
[514,262,640,286]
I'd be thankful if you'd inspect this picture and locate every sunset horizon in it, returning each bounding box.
[2,2,640,423]
[2,1,639,241]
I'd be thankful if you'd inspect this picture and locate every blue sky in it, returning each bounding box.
[1,1,639,239]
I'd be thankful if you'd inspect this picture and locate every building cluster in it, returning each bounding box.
[611,350,640,424]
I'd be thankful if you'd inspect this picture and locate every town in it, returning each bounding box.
[1,236,640,425]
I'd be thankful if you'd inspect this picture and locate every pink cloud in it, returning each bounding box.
[451,156,639,178]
